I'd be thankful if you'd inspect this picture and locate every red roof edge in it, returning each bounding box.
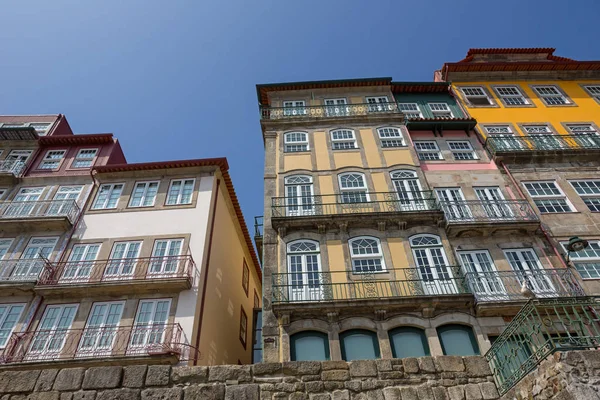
[39,133,114,145]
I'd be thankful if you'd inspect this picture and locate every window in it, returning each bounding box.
[533,85,570,105]
[166,179,195,205]
[377,127,405,148]
[366,96,391,112]
[105,241,142,278]
[339,173,369,203]
[570,181,600,212]
[458,250,505,298]
[389,327,430,358]
[92,184,124,209]
[38,150,66,170]
[239,306,248,348]
[330,129,357,150]
[504,248,556,296]
[149,239,183,275]
[483,125,526,151]
[254,289,260,309]
[72,149,98,168]
[391,170,426,211]
[494,86,528,106]
[428,103,453,118]
[30,304,78,355]
[131,299,171,348]
[460,87,493,106]
[437,325,480,356]
[583,85,600,102]
[324,98,348,117]
[566,125,600,147]
[49,186,82,215]
[283,101,306,116]
[409,234,455,295]
[284,132,309,152]
[29,123,51,136]
[129,181,159,208]
[252,310,263,363]
[397,103,422,119]
[484,125,513,135]
[0,304,25,348]
[80,301,124,353]
[448,141,478,160]
[242,259,249,296]
[291,331,330,361]
[349,236,385,273]
[414,141,442,160]
[0,239,14,260]
[11,237,58,280]
[287,240,322,302]
[340,330,380,361]
[522,125,551,134]
[523,181,574,213]
[284,175,314,216]
[61,243,101,283]
[561,240,600,279]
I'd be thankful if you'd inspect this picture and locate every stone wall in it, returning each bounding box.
[0,356,500,400]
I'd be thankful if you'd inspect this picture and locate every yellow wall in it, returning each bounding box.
[453,81,600,138]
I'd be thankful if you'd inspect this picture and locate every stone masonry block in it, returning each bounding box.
[400,387,418,400]
[141,388,182,400]
[321,370,349,381]
[60,393,74,400]
[123,366,147,388]
[349,361,378,378]
[321,361,349,371]
[478,383,498,400]
[283,362,321,376]
[446,387,464,400]
[170,367,208,385]
[434,357,465,373]
[332,390,350,400]
[418,358,436,374]
[73,391,98,400]
[431,387,449,400]
[1,370,41,393]
[402,358,419,374]
[375,360,392,373]
[96,388,141,400]
[35,369,59,392]
[382,387,401,400]
[225,384,260,400]
[54,369,85,392]
[208,366,252,383]
[305,382,323,393]
[462,358,490,378]
[417,386,434,400]
[463,385,482,400]
[183,384,225,400]
[83,367,123,390]
[253,363,283,376]
[145,366,170,387]
[27,392,60,400]
[308,395,330,400]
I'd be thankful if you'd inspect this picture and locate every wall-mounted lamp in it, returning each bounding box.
[565,236,589,263]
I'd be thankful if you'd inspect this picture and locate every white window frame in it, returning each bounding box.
[414,141,443,160]
[128,181,160,208]
[397,103,423,119]
[29,304,78,357]
[532,85,570,106]
[349,236,386,274]
[428,103,453,118]
[38,150,66,170]
[338,172,370,203]
[447,141,478,160]
[284,175,315,216]
[523,181,575,213]
[166,179,195,205]
[130,298,172,350]
[0,303,25,348]
[71,149,98,169]
[561,240,600,280]
[460,86,493,106]
[457,250,506,299]
[284,132,309,153]
[78,300,125,355]
[61,243,101,283]
[522,125,552,134]
[484,125,513,135]
[283,100,307,116]
[493,86,528,106]
[377,127,405,148]
[104,241,142,278]
[583,85,600,102]
[286,239,323,301]
[330,129,357,150]
[149,238,184,275]
[27,122,52,136]
[324,98,349,117]
[569,180,600,212]
[92,183,124,210]
[366,96,391,112]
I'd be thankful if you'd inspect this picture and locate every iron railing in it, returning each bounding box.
[0,160,26,176]
[0,259,47,282]
[260,102,401,120]
[0,323,186,364]
[254,216,263,238]
[37,255,195,286]
[0,200,80,224]
[272,191,439,218]
[439,200,539,224]
[272,267,469,304]
[465,269,584,303]
[485,297,600,395]
[485,134,600,154]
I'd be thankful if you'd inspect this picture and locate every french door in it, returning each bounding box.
[458,250,507,300]
[285,177,314,216]
[475,187,513,219]
[325,98,348,117]
[283,101,306,116]
[3,150,32,174]
[366,96,390,113]
[60,244,100,283]
[6,187,43,217]
[504,249,556,297]
[392,173,425,211]
[148,239,183,275]
[130,299,171,351]
[78,301,124,356]
[436,188,471,220]
[48,186,82,215]
[288,251,322,301]
[11,237,58,280]
[412,246,456,295]
[104,241,141,279]
[29,304,78,359]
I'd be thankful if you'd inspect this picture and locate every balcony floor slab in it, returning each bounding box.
[34,278,192,298]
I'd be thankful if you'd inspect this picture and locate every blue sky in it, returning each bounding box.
[2,0,600,236]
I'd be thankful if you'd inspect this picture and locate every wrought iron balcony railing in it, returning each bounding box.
[0,160,26,176]
[0,200,80,224]
[37,255,195,287]
[485,297,600,395]
[439,200,539,224]
[485,134,600,155]
[464,269,584,304]
[272,267,469,304]
[272,191,439,218]
[0,323,186,364]
[0,259,47,283]
[260,102,401,120]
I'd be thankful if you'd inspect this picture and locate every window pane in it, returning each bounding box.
[437,325,480,356]
[389,328,430,358]
[340,330,380,361]
[291,332,329,361]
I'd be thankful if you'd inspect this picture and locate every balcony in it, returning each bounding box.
[464,269,584,316]
[0,126,38,141]
[0,200,80,231]
[485,134,600,163]
[271,192,442,233]
[438,200,540,237]
[271,268,472,318]
[35,255,195,297]
[0,323,186,367]
[0,259,46,294]
[0,160,26,184]
[254,216,263,264]
[260,103,402,125]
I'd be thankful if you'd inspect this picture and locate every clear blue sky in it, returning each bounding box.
[2,0,600,235]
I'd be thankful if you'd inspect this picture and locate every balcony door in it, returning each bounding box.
[325,98,348,117]
[436,188,471,220]
[504,249,556,297]
[149,239,183,276]
[129,299,171,351]
[78,301,124,357]
[283,101,306,117]
[48,186,82,216]
[11,237,58,280]
[104,241,142,279]
[287,240,322,302]
[3,150,32,174]
[391,170,426,211]
[5,187,43,217]
[28,304,78,360]
[284,176,314,217]
[458,250,506,300]
[410,235,457,295]
[366,96,390,113]
[60,244,100,283]
[474,187,513,219]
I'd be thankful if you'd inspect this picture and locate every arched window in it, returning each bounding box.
[349,236,385,273]
[286,240,322,301]
[390,170,427,210]
[340,329,380,361]
[290,331,330,361]
[409,234,456,295]
[437,324,480,356]
[378,127,406,148]
[389,327,430,358]
[338,172,369,203]
[284,175,314,216]
[284,132,309,153]
[331,129,357,150]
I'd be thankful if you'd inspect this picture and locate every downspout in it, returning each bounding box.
[193,177,221,365]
